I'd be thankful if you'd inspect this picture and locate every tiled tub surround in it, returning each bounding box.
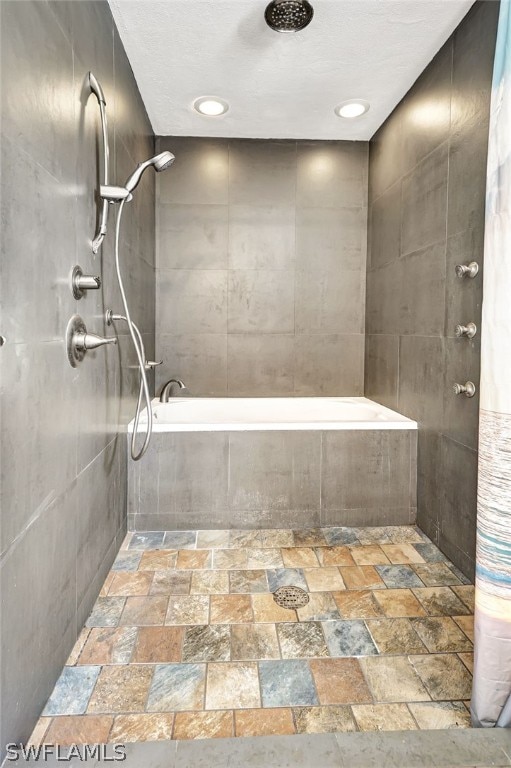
[154,137,368,397]
[32,525,475,745]
[127,399,417,530]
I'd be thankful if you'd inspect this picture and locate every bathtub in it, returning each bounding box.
[133,396,417,433]
[128,397,417,531]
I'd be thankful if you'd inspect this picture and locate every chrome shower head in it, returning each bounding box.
[124,151,175,193]
[265,0,314,32]
[154,151,175,172]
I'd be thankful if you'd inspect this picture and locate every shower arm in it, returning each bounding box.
[89,72,110,254]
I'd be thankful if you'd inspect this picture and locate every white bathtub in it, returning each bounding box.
[130,396,417,433]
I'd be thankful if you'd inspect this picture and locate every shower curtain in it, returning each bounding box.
[472,0,511,729]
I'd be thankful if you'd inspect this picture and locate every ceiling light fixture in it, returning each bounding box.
[335,100,370,119]
[193,97,229,116]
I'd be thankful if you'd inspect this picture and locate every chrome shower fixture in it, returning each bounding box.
[89,72,110,253]
[108,151,173,461]
[455,261,479,279]
[455,322,477,339]
[265,0,314,32]
[124,152,175,193]
[71,265,101,299]
[106,309,161,457]
[86,71,176,460]
[453,381,476,398]
[100,152,175,203]
[159,379,189,403]
[89,71,106,105]
[66,315,117,368]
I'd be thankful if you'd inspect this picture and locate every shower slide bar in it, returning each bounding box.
[89,72,110,253]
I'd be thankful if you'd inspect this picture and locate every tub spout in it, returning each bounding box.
[159,379,188,402]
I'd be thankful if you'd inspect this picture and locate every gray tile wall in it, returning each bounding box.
[0,0,155,754]
[128,429,417,531]
[154,138,368,397]
[365,0,499,579]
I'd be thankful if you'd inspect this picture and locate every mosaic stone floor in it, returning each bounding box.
[31,526,475,745]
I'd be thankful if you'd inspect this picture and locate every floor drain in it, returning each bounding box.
[272,585,309,609]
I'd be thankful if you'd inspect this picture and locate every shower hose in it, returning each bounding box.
[115,199,153,461]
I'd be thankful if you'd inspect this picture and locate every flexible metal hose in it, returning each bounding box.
[114,199,153,460]
[130,321,147,440]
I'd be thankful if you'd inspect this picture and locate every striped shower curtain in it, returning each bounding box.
[472,0,511,729]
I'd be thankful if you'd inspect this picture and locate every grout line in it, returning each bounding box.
[405,701,422,730]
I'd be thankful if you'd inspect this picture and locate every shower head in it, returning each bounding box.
[124,151,175,193]
[153,151,175,172]
[265,0,314,32]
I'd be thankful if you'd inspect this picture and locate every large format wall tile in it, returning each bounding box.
[438,436,478,580]
[228,205,295,271]
[228,270,295,334]
[295,269,365,335]
[321,431,416,516]
[158,433,230,516]
[369,109,404,202]
[1,0,75,183]
[416,431,442,544]
[228,431,321,513]
[397,336,445,433]
[448,0,499,234]
[0,490,78,758]
[368,183,401,270]
[0,136,76,346]
[156,138,369,396]
[158,137,229,205]
[365,260,403,336]
[157,270,228,334]
[447,120,490,238]
[0,341,78,554]
[364,335,399,411]
[295,207,367,272]
[75,441,125,622]
[156,334,227,397]
[365,0,498,577]
[158,204,229,270]
[228,141,296,207]
[296,142,368,209]
[400,144,448,258]
[129,428,416,530]
[0,0,155,754]
[399,244,446,337]
[294,335,364,396]
[227,335,295,396]
[399,41,453,175]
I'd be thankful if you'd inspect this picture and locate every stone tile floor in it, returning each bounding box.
[31,525,475,745]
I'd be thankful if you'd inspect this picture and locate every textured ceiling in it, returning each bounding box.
[109,0,474,140]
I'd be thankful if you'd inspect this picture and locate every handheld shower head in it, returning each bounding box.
[124,151,175,193]
[154,152,175,172]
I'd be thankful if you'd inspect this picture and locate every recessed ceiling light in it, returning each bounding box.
[193,97,229,116]
[335,100,370,119]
